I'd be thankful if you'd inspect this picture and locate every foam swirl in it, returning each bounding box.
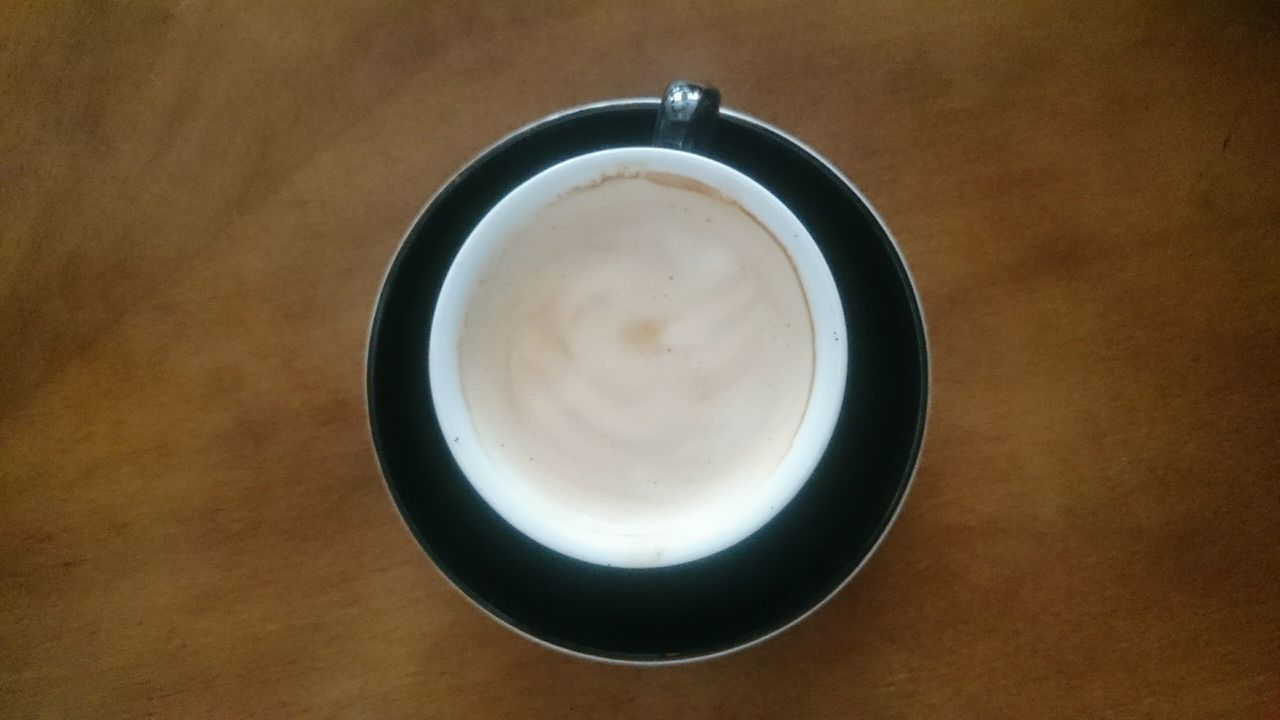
[458,175,814,528]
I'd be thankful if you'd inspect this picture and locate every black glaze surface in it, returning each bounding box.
[367,101,927,662]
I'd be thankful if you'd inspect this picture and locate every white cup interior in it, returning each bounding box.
[429,147,847,568]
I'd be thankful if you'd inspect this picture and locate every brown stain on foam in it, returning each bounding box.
[622,318,666,353]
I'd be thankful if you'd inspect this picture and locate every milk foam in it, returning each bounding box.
[457,174,815,528]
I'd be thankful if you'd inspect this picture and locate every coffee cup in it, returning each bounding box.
[368,82,928,662]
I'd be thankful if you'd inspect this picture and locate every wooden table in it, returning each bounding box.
[3,2,1277,717]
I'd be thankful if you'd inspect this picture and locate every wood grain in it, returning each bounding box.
[2,1,1277,717]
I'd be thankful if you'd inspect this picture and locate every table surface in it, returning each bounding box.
[3,1,1277,717]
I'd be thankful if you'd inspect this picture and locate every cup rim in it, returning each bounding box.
[428,146,848,568]
[366,97,930,665]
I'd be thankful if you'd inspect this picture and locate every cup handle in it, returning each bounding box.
[653,80,721,152]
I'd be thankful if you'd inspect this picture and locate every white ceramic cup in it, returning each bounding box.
[429,146,847,568]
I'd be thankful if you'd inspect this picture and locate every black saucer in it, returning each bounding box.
[367,100,928,662]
